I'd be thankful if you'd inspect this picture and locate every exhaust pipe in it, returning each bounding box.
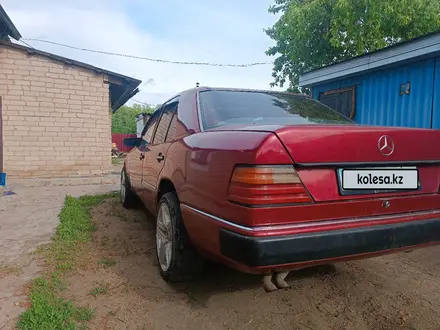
[262,271,290,292]
[274,271,290,289]
[263,274,278,292]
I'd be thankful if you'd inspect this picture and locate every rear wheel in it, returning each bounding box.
[155,192,204,282]
[120,169,138,209]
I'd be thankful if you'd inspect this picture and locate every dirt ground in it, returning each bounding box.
[61,198,440,330]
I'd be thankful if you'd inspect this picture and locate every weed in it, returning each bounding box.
[56,262,73,271]
[51,272,68,292]
[89,283,109,297]
[32,243,51,255]
[74,307,95,321]
[98,257,117,268]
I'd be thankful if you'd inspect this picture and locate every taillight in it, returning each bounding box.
[227,165,313,206]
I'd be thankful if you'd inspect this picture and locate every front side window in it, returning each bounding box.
[199,90,353,130]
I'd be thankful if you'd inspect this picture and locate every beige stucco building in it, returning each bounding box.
[0,5,141,181]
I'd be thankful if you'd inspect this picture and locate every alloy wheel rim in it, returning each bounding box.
[156,203,173,271]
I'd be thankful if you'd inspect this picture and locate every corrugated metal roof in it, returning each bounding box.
[300,31,440,87]
[311,57,438,129]
[0,41,141,111]
[0,5,21,41]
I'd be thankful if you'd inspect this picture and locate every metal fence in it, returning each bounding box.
[112,133,137,153]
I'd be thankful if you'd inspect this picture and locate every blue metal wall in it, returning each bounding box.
[431,57,440,129]
[312,58,438,128]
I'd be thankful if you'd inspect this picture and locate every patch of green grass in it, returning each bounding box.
[56,262,73,271]
[17,278,77,330]
[55,196,97,243]
[89,283,109,297]
[98,257,117,268]
[51,271,68,292]
[17,193,115,330]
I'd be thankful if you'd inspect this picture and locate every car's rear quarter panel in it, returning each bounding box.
[159,130,292,256]
[177,131,290,217]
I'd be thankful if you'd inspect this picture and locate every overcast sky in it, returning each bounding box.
[2,0,281,105]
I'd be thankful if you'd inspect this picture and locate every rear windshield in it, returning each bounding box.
[199,90,353,129]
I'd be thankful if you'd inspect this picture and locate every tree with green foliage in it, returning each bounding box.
[265,0,440,92]
[112,103,157,133]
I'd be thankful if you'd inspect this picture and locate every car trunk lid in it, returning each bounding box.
[273,125,440,202]
[274,125,440,164]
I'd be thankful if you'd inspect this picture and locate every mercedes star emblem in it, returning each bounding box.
[378,135,395,156]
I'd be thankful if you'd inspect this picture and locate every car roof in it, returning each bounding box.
[180,86,310,98]
[151,87,314,115]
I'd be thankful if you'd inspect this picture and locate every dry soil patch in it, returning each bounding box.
[62,198,440,330]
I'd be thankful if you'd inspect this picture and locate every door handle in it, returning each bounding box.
[139,153,145,160]
[156,153,165,162]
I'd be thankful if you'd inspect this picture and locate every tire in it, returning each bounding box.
[120,168,138,209]
[155,192,204,282]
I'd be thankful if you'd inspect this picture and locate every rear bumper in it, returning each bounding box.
[219,219,440,267]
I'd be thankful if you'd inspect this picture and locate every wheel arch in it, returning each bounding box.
[157,177,177,206]
[123,165,134,187]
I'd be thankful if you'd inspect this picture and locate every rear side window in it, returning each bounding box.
[199,90,353,130]
[142,109,162,143]
[152,101,177,144]
[166,101,189,142]
[165,113,178,142]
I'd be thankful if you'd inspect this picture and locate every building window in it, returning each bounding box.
[318,86,356,119]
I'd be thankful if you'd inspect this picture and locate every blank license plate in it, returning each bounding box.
[341,169,419,190]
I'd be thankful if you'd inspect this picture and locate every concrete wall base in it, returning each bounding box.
[7,174,119,188]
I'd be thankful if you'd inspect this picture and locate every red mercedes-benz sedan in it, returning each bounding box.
[121,87,440,291]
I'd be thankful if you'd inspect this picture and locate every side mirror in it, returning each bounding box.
[123,137,142,148]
